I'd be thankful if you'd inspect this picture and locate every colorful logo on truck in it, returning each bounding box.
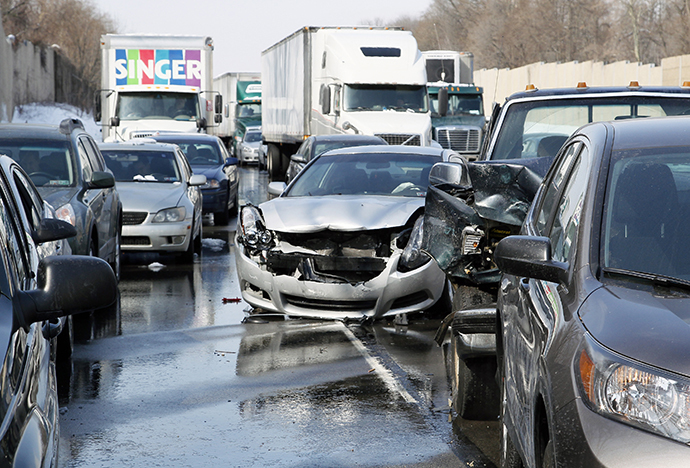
[114,49,202,87]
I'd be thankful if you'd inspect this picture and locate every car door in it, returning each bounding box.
[178,149,202,230]
[503,139,593,466]
[220,141,238,200]
[0,170,57,465]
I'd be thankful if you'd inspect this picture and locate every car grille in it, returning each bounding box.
[376,134,421,146]
[390,291,429,309]
[436,128,481,153]
[122,236,151,246]
[123,211,148,225]
[284,295,377,312]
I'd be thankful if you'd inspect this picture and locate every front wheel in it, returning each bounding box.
[267,145,283,181]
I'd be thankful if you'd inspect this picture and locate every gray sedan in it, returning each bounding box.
[100,140,206,262]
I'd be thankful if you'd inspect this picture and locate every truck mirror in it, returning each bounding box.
[215,95,223,114]
[196,117,208,129]
[94,91,102,122]
[428,161,471,190]
[320,85,331,115]
[109,116,120,127]
[438,88,449,117]
[214,114,222,124]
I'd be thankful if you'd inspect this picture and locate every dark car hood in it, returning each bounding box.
[190,165,223,180]
[580,285,690,377]
[37,186,78,209]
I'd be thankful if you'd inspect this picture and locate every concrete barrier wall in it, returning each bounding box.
[474,57,690,111]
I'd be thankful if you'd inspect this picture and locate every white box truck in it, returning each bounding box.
[210,72,261,153]
[97,34,221,142]
[261,26,432,180]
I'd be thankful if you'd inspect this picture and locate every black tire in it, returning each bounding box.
[267,145,283,181]
[449,345,500,420]
[109,226,121,282]
[180,231,196,263]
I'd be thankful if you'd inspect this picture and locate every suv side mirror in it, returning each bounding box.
[428,161,471,190]
[32,218,77,244]
[494,236,568,284]
[90,171,115,189]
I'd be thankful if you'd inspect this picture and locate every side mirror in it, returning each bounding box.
[90,171,115,189]
[189,174,207,186]
[109,116,120,127]
[196,117,208,129]
[94,91,102,122]
[215,94,223,114]
[32,218,77,244]
[320,85,331,115]
[268,181,286,196]
[290,154,306,164]
[225,157,239,166]
[16,255,117,327]
[438,87,449,117]
[428,161,471,189]
[494,236,568,284]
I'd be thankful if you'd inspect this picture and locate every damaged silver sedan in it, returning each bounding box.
[235,145,458,320]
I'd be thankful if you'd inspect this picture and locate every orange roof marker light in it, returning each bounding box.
[576,82,588,89]
[682,81,690,88]
[525,84,537,92]
[629,81,641,88]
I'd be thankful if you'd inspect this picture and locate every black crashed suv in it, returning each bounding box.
[0,118,122,278]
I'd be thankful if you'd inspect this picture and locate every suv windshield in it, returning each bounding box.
[101,149,181,183]
[0,141,75,187]
[603,147,690,280]
[491,96,690,160]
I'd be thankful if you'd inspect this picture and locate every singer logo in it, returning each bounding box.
[114,49,202,87]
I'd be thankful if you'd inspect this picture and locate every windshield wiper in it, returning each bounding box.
[602,267,690,291]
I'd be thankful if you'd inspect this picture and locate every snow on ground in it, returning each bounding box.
[202,238,226,252]
[12,102,102,140]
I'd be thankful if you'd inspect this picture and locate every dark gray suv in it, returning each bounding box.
[0,118,122,278]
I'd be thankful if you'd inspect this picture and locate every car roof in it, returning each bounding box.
[586,115,690,151]
[99,140,179,152]
[319,144,447,157]
[307,134,386,144]
[0,122,71,141]
[505,84,690,103]
[149,133,223,144]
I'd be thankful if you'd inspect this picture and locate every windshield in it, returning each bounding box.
[116,92,200,121]
[430,93,484,116]
[0,141,75,187]
[343,84,428,113]
[492,96,690,160]
[101,149,181,183]
[173,142,223,165]
[603,147,690,280]
[244,132,262,143]
[237,103,261,118]
[288,152,440,197]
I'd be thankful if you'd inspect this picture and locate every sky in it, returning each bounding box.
[91,0,432,77]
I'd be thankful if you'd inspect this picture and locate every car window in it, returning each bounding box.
[83,137,106,172]
[548,145,592,263]
[534,142,582,235]
[12,169,43,231]
[77,139,92,182]
[0,142,74,187]
[0,175,30,288]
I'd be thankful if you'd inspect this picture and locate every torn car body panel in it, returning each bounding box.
[422,157,552,284]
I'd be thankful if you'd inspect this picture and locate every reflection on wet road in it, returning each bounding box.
[58,166,498,467]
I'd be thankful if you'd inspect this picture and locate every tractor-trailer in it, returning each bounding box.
[210,72,261,154]
[261,26,433,180]
[97,34,221,142]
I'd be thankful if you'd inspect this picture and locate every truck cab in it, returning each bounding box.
[428,84,485,158]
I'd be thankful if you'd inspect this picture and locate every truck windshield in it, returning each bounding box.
[490,96,690,160]
[343,84,428,113]
[430,93,484,117]
[116,92,200,121]
[237,103,261,118]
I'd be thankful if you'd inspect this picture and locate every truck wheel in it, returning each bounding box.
[267,145,282,181]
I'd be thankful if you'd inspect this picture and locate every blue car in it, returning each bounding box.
[150,133,239,225]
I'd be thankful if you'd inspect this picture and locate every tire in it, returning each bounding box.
[109,226,121,282]
[449,340,500,420]
[180,223,198,263]
[268,145,283,181]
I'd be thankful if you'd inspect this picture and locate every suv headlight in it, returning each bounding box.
[203,178,220,189]
[398,216,430,272]
[578,334,690,444]
[152,207,186,223]
[239,205,273,252]
[55,203,76,226]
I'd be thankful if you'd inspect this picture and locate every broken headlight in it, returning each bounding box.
[398,216,431,272]
[239,205,273,252]
[578,334,690,444]
[462,225,484,255]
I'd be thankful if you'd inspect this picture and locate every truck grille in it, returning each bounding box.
[436,128,481,153]
[376,134,421,146]
[131,132,155,139]
[123,211,148,225]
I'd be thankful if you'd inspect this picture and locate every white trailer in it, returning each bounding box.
[98,34,220,142]
[261,26,432,180]
[422,50,474,85]
[210,72,261,150]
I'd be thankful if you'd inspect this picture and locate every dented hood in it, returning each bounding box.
[259,195,424,233]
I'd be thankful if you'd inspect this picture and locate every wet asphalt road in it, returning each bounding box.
[57,166,499,467]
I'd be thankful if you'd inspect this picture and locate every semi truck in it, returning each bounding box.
[210,72,262,154]
[261,26,433,181]
[97,34,221,142]
[423,50,485,158]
